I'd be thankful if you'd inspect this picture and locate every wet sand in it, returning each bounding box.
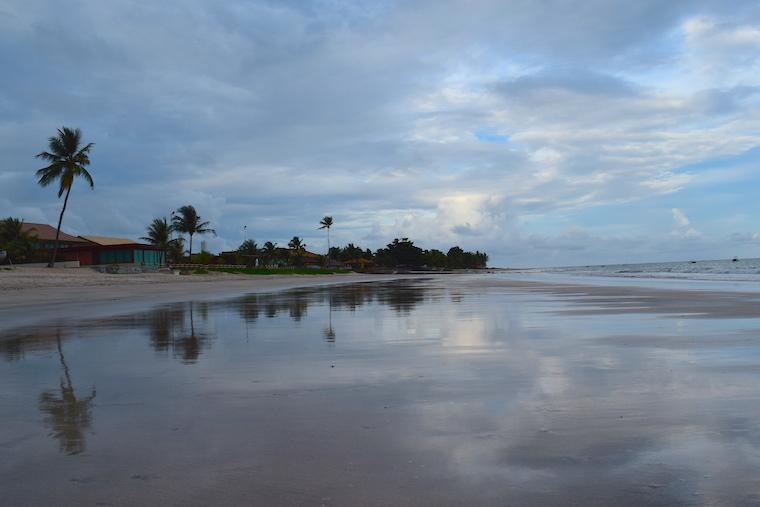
[0,267,418,332]
[3,274,760,505]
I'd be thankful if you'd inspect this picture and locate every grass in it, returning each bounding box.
[211,267,351,276]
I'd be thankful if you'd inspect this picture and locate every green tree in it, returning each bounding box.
[172,205,215,260]
[168,236,185,264]
[262,241,277,266]
[0,217,37,263]
[141,218,171,264]
[35,127,95,267]
[238,239,258,267]
[424,248,447,269]
[375,238,424,268]
[319,216,333,263]
[288,236,305,266]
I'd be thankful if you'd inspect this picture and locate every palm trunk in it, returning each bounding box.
[326,228,331,266]
[188,234,193,262]
[49,185,72,268]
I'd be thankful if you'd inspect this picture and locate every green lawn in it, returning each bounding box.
[211,267,351,275]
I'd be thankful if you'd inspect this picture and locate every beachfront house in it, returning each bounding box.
[21,222,89,251]
[19,222,165,267]
[69,236,166,266]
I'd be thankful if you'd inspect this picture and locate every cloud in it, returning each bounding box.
[1,1,760,266]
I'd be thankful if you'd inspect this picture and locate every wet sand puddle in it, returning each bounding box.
[3,277,760,506]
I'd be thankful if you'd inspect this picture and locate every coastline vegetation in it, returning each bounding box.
[18,129,490,270]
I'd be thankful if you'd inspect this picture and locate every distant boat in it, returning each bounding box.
[732,257,739,262]
[690,261,696,263]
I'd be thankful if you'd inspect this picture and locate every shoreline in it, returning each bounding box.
[0,267,435,334]
[7,266,760,334]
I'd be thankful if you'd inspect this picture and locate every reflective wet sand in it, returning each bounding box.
[3,276,760,506]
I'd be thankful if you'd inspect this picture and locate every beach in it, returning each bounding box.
[4,271,760,505]
[0,267,409,332]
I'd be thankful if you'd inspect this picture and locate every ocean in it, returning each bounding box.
[536,257,760,282]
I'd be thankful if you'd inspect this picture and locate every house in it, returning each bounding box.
[20,222,89,250]
[66,236,166,266]
[20,223,165,266]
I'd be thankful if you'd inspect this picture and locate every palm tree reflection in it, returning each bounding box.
[38,332,96,455]
[324,292,336,343]
[146,303,210,364]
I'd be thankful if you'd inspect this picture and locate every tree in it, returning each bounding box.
[424,249,447,269]
[168,236,185,264]
[0,217,37,263]
[446,246,465,269]
[319,216,333,264]
[35,127,95,267]
[262,241,277,266]
[375,238,424,268]
[141,217,171,252]
[238,239,258,267]
[172,205,215,260]
[288,236,305,266]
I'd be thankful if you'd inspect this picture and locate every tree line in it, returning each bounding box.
[8,126,488,269]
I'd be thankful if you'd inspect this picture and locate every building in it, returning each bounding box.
[20,223,165,267]
[20,222,89,250]
[66,236,166,266]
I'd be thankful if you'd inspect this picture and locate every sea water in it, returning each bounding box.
[536,257,760,282]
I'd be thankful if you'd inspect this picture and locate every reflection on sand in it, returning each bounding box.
[38,331,96,455]
[4,277,760,505]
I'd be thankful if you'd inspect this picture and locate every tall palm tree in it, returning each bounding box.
[171,205,215,259]
[319,216,333,264]
[35,127,95,267]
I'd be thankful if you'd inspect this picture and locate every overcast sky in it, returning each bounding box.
[2,0,760,267]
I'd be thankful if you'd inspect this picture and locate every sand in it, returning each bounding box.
[0,266,421,333]
[5,273,760,505]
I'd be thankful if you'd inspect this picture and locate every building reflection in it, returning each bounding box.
[37,331,96,455]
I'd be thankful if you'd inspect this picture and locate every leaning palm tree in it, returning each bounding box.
[35,127,95,267]
[319,216,333,264]
[171,205,215,260]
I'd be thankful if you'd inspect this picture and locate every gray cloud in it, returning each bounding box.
[2,0,760,266]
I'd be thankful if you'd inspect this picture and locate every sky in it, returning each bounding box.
[1,0,760,267]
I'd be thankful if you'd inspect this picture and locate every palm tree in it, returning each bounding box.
[288,236,305,266]
[171,205,215,260]
[319,216,333,265]
[142,217,170,247]
[238,239,258,267]
[0,217,37,263]
[35,127,95,267]
[262,241,277,267]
